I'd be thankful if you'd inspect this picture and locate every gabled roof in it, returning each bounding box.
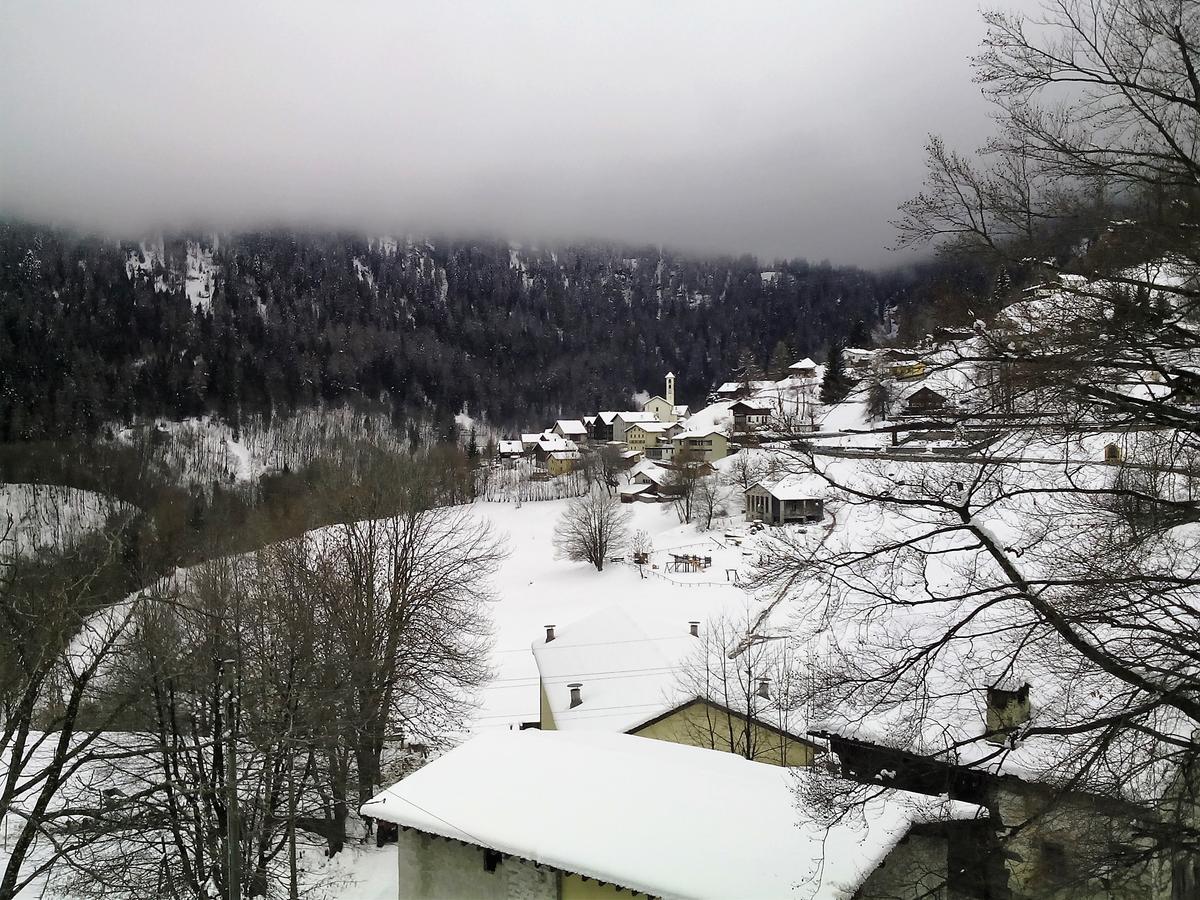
[674,429,725,440]
[498,440,523,454]
[789,357,818,371]
[361,730,985,900]
[554,419,587,435]
[749,476,823,502]
[532,603,699,732]
[549,450,581,461]
[615,411,661,424]
[520,433,543,445]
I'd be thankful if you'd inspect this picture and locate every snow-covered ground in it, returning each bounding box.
[0,484,128,558]
[467,498,759,732]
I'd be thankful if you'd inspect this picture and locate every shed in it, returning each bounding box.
[745,479,824,525]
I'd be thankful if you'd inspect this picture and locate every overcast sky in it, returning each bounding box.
[0,1,1042,267]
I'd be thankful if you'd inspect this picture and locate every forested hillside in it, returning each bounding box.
[0,225,988,440]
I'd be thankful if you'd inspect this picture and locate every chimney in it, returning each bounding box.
[544,625,556,643]
[666,372,676,406]
[568,683,583,708]
[688,621,700,637]
[756,677,771,700]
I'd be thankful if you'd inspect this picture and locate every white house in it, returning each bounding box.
[361,729,986,900]
[552,419,588,442]
[497,440,523,458]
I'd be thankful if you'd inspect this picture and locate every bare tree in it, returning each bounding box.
[553,489,631,572]
[667,449,705,524]
[0,517,145,900]
[674,613,807,765]
[693,474,726,531]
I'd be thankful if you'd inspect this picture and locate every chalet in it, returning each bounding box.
[843,347,874,369]
[535,436,576,461]
[671,429,729,463]
[787,357,819,378]
[745,479,824,525]
[546,450,580,476]
[714,378,778,400]
[900,385,949,416]
[497,440,523,459]
[551,419,588,442]
[361,730,986,900]
[729,400,771,432]
[519,433,544,456]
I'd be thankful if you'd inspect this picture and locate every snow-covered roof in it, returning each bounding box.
[554,419,588,435]
[777,444,1200,801]
[751,476,823,502]
[498,440,523,454]
[520,433,543,445]
[674,429,724,440]
[630,421,676,434]
[533,604,701,732]
[537,437,577,452]
[362,730,985,900]
[615,411,661,424]
[790,357,818,371]
[549,450,581,461]
[672,404,690,417]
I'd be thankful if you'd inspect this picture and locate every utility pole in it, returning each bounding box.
[222,659,241,900]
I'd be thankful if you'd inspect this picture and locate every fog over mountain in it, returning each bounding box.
[1,0,1041,266]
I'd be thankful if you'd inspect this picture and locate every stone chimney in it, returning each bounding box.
[666,372,676,406]
[544,625,556,643]
[985,683,1030,744]
[689,621,700,637]
[757,677,771,700]
[568,683,583,708]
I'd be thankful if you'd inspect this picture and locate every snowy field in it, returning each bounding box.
[0,483,128,558]
[466,498,759,732]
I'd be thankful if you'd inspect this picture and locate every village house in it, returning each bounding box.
[745,479,825,525]
[729,400,771,432]
[590,411,659,444]
[531,606,818,764]
[788,357,819,378]
[361,729,987,900]
[497,439,523,459]
[546,449,580,476]
[624,421,680,460]
[900,384,950,416]
[551,419,588,443]
[811,682,1190,900]
[534,435,576,462]
[671,429,729,463]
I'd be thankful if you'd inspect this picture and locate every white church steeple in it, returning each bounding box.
[666,372,676,406]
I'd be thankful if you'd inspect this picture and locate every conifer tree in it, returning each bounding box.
[820,341,850,405]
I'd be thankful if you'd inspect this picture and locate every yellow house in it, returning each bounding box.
[890,360,927,379]
[533,608,816,768]
[546,450,580,476]
[627,697,818,767]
